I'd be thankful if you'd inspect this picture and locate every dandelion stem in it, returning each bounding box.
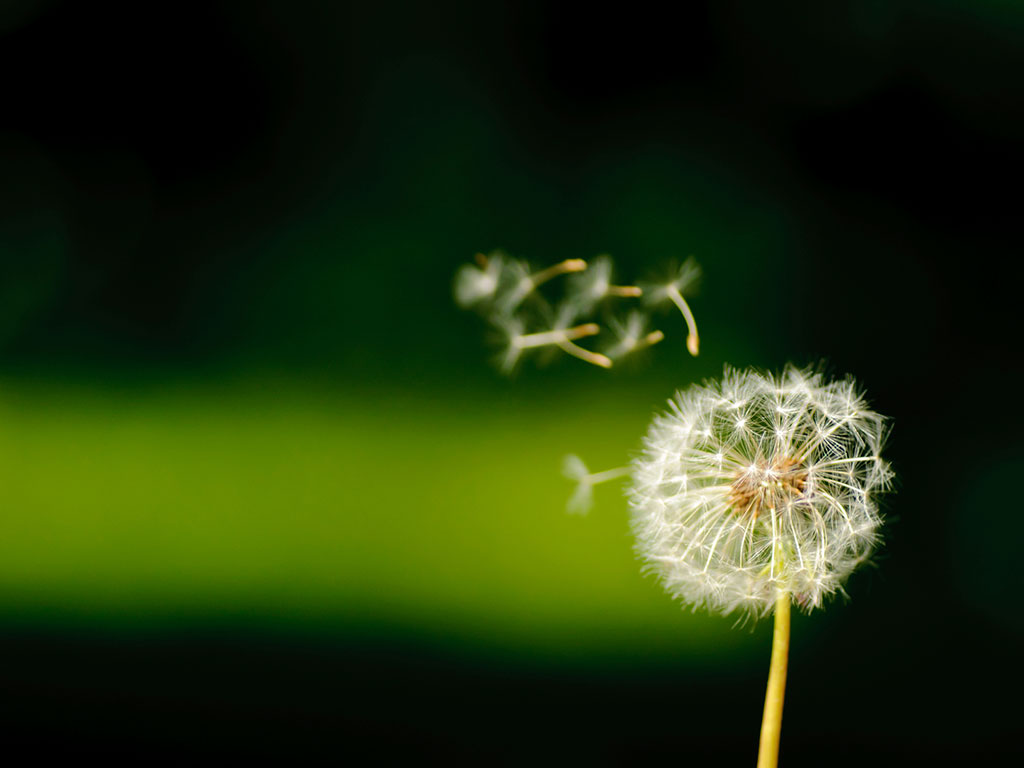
[608,284,643,297]
[666,284,700,356]
[757,592,791,768]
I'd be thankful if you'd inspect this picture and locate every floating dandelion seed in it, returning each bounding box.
[548,303,613,369]
[496,256,587,316]
[642,258,701,356]
[566,254,643,314]
[496,315,602,374]
[606,310,665,361]
[563,454,632,515]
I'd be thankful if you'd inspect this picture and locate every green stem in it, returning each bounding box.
[756,592,791,768]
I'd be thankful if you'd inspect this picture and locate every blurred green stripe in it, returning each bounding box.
[0,381,755,657]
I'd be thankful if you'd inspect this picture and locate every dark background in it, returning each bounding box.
[1,1,1022,764]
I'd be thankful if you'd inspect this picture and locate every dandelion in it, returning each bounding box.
[642,258,701,356]
[564,365,892,766]
[456,249,890,768]
[627,364,893,767]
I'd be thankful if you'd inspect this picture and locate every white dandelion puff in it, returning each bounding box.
[629,364,893,618]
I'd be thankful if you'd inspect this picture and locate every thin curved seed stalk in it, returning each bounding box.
[529,258,587,288]
[557,339,612,368]
[666,284,700,356]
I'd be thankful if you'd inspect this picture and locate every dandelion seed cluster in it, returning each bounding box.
[629,366,893,617]
[453,251,699,373]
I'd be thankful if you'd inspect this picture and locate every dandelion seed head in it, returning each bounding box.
[629,365,893,618]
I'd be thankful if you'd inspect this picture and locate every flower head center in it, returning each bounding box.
[728,455,808,517]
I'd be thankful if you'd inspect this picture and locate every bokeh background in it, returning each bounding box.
[1,1,1022,763]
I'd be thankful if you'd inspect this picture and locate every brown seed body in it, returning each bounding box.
[728,456,808,518]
